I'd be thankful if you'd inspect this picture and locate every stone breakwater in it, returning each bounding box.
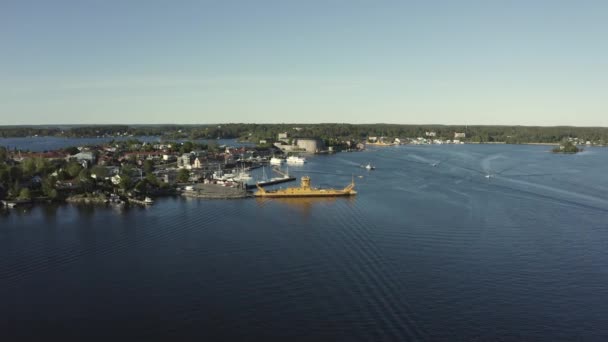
[66,194,108,204]
[181,183,251,199]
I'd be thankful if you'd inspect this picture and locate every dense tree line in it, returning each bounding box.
[2,124,608,144]
[0,127,62,138]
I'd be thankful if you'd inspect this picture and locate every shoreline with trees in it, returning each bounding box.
[1,124,608,146]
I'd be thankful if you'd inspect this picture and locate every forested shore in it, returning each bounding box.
[1,124,607,145]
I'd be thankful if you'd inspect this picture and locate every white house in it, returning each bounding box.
[111,175,121,185]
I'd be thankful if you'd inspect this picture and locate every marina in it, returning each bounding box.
[246,166,296,189]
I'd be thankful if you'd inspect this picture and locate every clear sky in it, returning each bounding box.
[1,0,607,126]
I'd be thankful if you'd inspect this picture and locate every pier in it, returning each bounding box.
[181,183,251,199]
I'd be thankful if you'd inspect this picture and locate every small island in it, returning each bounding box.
[552,141,582,154]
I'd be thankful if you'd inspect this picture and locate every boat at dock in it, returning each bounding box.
[127,196,154,205]
[213,169,236,181]
[231,166,253,182]
[286,155,306,164]
[270,157,284,165]
[109,193,125,206]
[255,176,356,198]
[1,199,32,208]
[246,166,296,189]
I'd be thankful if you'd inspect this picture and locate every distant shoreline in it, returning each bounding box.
[2,124,608,147]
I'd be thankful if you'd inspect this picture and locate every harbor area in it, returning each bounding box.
[181,183,251,199]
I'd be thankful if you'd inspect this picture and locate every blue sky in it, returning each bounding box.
[1,0,607,125]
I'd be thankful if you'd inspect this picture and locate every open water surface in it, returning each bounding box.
[1,144,607,341]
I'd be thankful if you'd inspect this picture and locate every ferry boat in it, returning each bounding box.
[286,155,306,164]
[255,176,356,198]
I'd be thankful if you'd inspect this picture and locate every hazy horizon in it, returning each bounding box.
[2,1,607,126]
[2,122,608,129]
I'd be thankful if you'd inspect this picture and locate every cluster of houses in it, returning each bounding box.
[367,132,467,145]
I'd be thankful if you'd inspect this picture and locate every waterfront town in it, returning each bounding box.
[0,126,592,208]
[0,130,367,207]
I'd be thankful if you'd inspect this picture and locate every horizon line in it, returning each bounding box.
[2,123,608,129]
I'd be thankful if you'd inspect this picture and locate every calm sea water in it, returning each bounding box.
[1,143,607,341]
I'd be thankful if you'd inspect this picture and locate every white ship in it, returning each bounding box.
[232,169,252,182]
[270,157,284,165]
[286,156,306,164]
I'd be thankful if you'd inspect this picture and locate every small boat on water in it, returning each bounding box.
[144,197,154,205]
[364,162,375,170]
[255,176,356,198]
[286,155,306,164]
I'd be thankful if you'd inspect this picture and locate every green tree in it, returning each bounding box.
[21,158,36,178]
[128,154,137,164]
[56,170,69,181]
[47,189,58,200]
[180,141,194,154]
[177,169,190,183]
[121,164,134,176]
[79,168,93,192]
[66,161,83,178]
[207,142,219,153]
[0,165,9,187]
[0,146,7,162]
[34,158,50,175]
[8,180,20,198]
[146,173,159,186]
[134,180,147,193]
[119,174,132,190]
[91,166,109,179]
[17,188,31,200]
[143,159,154,174]
[9,166,22,182]
[42,176,58,199]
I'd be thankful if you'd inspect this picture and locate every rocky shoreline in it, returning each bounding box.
[65,194,108,205]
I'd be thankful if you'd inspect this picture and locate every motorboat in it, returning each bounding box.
[286,156,306,164]
[270,157,284,165]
